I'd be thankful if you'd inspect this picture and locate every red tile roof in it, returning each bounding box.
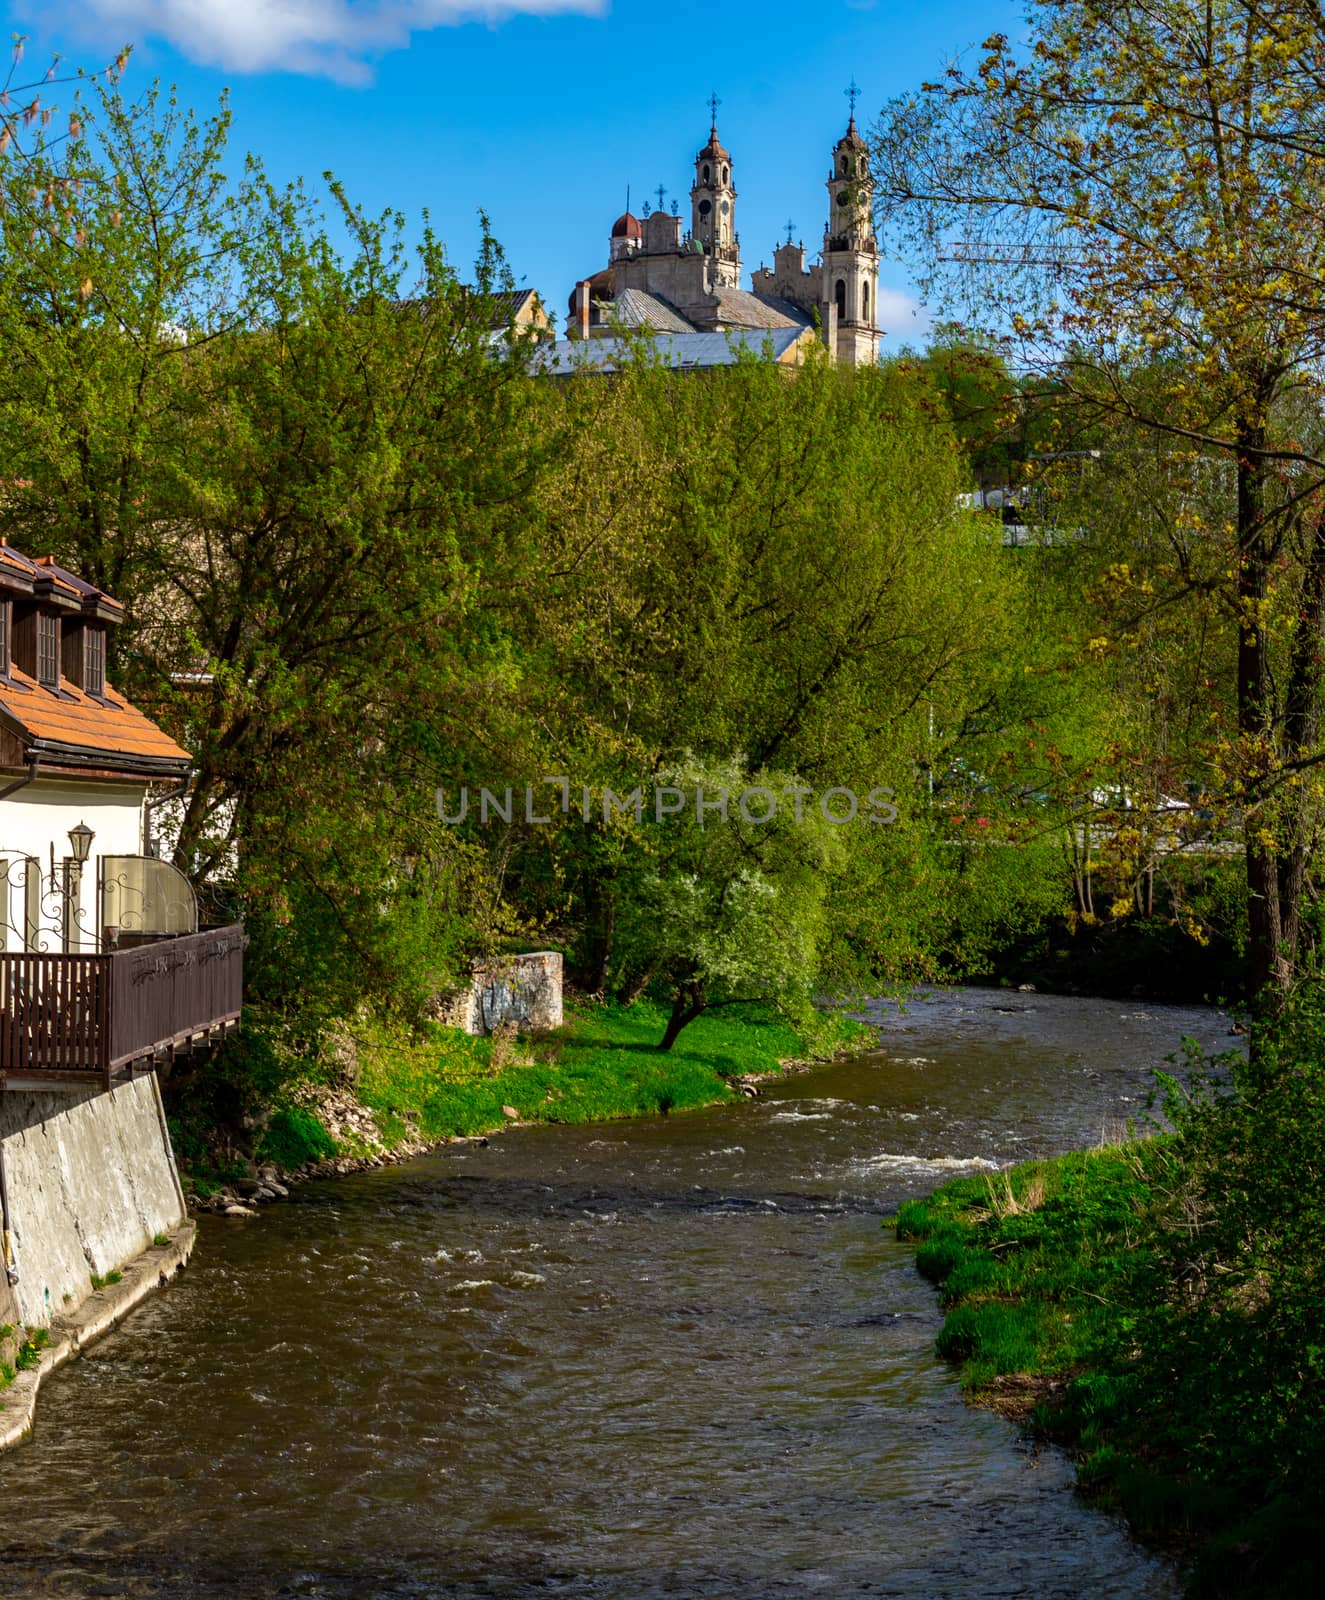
[0,665,191,770]
[0,541,187,777]
[0,540,124,616]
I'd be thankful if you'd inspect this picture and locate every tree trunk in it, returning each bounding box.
[590,892,615,996]
[619,965,656,1007]
[1275,499,1325,985]
[1236,424,1289,1010]
[658,985,705,1052]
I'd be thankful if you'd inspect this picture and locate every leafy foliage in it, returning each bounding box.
[900,1000,1325,1594]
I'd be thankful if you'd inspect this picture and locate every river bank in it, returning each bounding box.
[0,1224,194,1451]
[175,999,874,1213]
[896,1131,1324,1599]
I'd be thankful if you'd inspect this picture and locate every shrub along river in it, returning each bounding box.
[0,989,1234,1599]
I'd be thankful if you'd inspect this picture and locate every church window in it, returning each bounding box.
[722,165,729,183]
[699,199,712,216]
[703,164,711,184]
[720,200,729,214]
[837,191,850,206]
[835,279,847,319]
[863,280,870,320]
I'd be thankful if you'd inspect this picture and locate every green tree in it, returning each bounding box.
[0,77,557,1034]
[874,0,1325,1009]
[606,756,843,1050]
[491,352,1031,993]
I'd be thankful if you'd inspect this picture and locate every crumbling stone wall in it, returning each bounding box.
[436,952,563,1035]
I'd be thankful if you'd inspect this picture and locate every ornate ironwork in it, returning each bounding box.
[0,850,95,954]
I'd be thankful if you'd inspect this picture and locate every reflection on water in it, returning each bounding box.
[0,989,1232,1597]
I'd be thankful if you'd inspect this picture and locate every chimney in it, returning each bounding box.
[577,279,592,340]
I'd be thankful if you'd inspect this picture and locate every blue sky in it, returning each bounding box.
[8,1,1021,346]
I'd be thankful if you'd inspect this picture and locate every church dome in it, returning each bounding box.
[698,128,731,162]
[566,267,614,315]
[611,211,643,241]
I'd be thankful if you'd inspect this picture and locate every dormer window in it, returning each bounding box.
[37,611,60,688]
[61,618,107,695]
[84,624,106,696]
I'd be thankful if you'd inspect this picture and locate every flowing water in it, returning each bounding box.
[0,989,1236,1599]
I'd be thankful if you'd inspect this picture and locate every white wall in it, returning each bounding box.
[0,775,146,952]
[0,1076,185,1327]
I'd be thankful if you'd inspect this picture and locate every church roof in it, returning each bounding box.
[749,293,816,327]
[566,267,614,315]
[707,288,809,330]
[836,115,867,152]
[698,123,731,162]
[611,211,643,240]
[611,289,697,334]
[531,327,812,376]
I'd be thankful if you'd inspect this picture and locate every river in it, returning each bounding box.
[0,989,1235,1599]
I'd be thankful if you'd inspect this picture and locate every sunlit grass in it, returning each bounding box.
[357,999,867,1142]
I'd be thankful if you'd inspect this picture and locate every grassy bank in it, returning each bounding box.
[896,1137,1325,1598]
[245,999,871,1172]
[352,1000,868,1144]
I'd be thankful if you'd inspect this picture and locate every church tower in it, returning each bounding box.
[819,95,880,366]
[690,96,741,289]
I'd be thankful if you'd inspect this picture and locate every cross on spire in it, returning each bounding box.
[845,79,860,121]
[655,182,668,212]
[708,90,721,130]
[784,218,796,245]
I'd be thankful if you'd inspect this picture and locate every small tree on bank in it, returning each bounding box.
[608,757,843,1052]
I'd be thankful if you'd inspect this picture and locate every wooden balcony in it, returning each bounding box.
[0,925,244,1091]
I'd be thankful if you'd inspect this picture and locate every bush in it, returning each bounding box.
[257,1106,338,1169]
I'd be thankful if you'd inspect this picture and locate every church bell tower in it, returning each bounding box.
[690,94,741,289]
[820,85,880,366]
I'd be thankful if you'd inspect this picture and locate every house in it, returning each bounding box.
[0,540,242,1339]
[464,286,552,342]
[0,539,243,1090]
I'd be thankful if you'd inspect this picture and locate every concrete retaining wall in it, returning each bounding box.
[0,1074,186,1328]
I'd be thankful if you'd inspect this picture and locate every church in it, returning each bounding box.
[564,97,881,368]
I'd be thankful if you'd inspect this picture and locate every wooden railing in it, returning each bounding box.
[0,925,243,1086]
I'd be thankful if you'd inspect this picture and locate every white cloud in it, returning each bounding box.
[35,1,607,85]
[875,284,930,342]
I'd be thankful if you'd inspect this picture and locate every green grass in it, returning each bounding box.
[257,1105,339,1169]
[88,1270,123,1291]
[13,1327,50,1371]
[896,1141,1325,1597]
[356,999,868,1144]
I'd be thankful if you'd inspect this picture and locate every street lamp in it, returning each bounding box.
[63,822,94,953]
